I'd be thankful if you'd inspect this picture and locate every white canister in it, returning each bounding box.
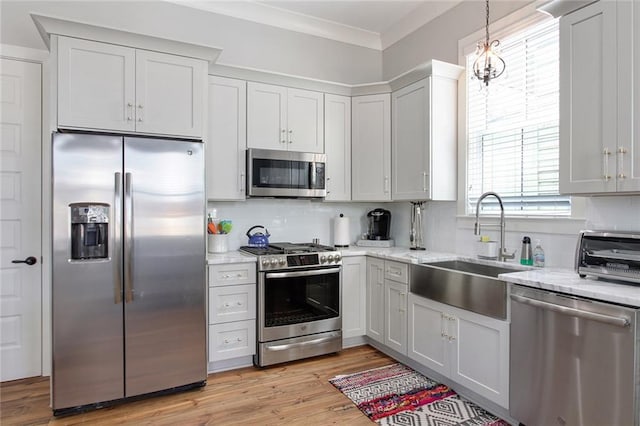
[208,234,228,253]
[334,214,350,247]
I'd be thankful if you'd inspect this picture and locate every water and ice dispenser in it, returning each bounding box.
[70,203,109,260]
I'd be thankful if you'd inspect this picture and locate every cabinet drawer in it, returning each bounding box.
[208,320,256,362]
[385,261,408,284]
[209,263,256,287]
[209,284,256,324]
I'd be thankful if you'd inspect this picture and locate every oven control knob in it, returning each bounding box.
[270,258,279,267]
[279,258,286,266]
[262,259,270,268]
[327,254,334,263]
[320,255,327,263]
[334,253,341,262]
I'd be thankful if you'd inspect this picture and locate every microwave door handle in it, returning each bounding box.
[309,162,316,188]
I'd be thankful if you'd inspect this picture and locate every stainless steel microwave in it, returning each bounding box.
[246,148,326,198]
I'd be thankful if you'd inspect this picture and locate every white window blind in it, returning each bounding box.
[466,17,570,215]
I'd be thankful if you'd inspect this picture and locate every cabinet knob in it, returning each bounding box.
[236,337,242,342]
[224,339,229,344]
[237,301,242,306]
[137,104,144,109]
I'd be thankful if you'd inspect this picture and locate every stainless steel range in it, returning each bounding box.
[240,242,342,367]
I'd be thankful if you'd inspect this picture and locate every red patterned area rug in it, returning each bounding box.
[329,363,509,425]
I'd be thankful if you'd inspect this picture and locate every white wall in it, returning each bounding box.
[0,0,382,84]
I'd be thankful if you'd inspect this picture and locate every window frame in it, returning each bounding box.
[456,2,584,229]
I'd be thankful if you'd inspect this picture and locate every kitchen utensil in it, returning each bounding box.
[246,225,270,247]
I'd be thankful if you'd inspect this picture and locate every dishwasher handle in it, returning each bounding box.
[510,294,631,328]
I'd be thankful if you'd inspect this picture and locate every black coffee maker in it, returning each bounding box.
[367,208,391,240]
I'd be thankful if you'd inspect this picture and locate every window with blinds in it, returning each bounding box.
[466,17,570,215]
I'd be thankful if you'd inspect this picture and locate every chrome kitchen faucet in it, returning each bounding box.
[474,191,515,262]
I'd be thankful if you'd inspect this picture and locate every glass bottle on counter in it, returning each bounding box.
[533,240,545,267]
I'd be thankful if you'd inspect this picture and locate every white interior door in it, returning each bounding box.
[0,58,42,381]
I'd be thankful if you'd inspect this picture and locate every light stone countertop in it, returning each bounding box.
[500,268,640,307]
[206,251,256,265]
[205,246,640,307]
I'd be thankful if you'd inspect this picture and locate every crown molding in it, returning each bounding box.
[31,13,222,63]
[381,1,462,49]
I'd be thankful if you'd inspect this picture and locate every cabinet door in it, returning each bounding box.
[341,256,366,339]
[559,1,617,194]
[617,0,640,192]
[392,79,430,200]
[408,294,448,376]
[135,50,206,138]
[58,37,135,132]
[247,82,288,150]
[449,306,509,409]
[366,257,385,343]
[352,94,391,201]
[384,281,407,355]
[324,94,351,201]
[287,88,324,153]
[207,76,247,200]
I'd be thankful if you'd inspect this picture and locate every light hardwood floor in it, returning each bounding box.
[1,345,393,425]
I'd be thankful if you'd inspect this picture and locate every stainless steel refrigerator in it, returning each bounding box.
[52,132,206,414]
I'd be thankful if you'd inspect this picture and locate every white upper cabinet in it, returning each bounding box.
[559,0,640,193]
[134,50,205,138]
[288,88,324,153]
[352,93,391,201]
[617,0,640,192]
[58,37,135,133]
[324,94,351,201]
[392,63,461,201]
[247,82,324,153]
[57,36,206,138]
[207,76,247,201]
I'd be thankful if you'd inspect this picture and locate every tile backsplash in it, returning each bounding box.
[210,195,640,269]
[208,200,392,250]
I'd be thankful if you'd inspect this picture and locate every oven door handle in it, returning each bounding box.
[265,268,341,279]
[265,333,340,351]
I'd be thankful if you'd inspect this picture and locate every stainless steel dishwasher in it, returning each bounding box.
[510,285,639,426]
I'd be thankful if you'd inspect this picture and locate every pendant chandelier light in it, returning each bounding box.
[473,0,505,86]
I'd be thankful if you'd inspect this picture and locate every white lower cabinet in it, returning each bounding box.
[384,261,408,355]
[408,293,509,409]
[342,256,367,340]
[208,263,257,364]
[384,280,407,355]
[366,257,385,343]
[209,320,256,361]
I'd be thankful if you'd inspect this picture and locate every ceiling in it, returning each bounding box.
[167,0,463,50]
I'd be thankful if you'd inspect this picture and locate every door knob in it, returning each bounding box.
[12,256,37,266]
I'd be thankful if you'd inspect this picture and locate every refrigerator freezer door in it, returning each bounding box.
[52,133,124,409]
[123,137,206,397]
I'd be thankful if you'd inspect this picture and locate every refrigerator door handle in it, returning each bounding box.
[124,172,134,303]
[114,172,123,304]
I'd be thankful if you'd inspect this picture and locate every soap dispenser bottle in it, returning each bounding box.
[520,236,533,266]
